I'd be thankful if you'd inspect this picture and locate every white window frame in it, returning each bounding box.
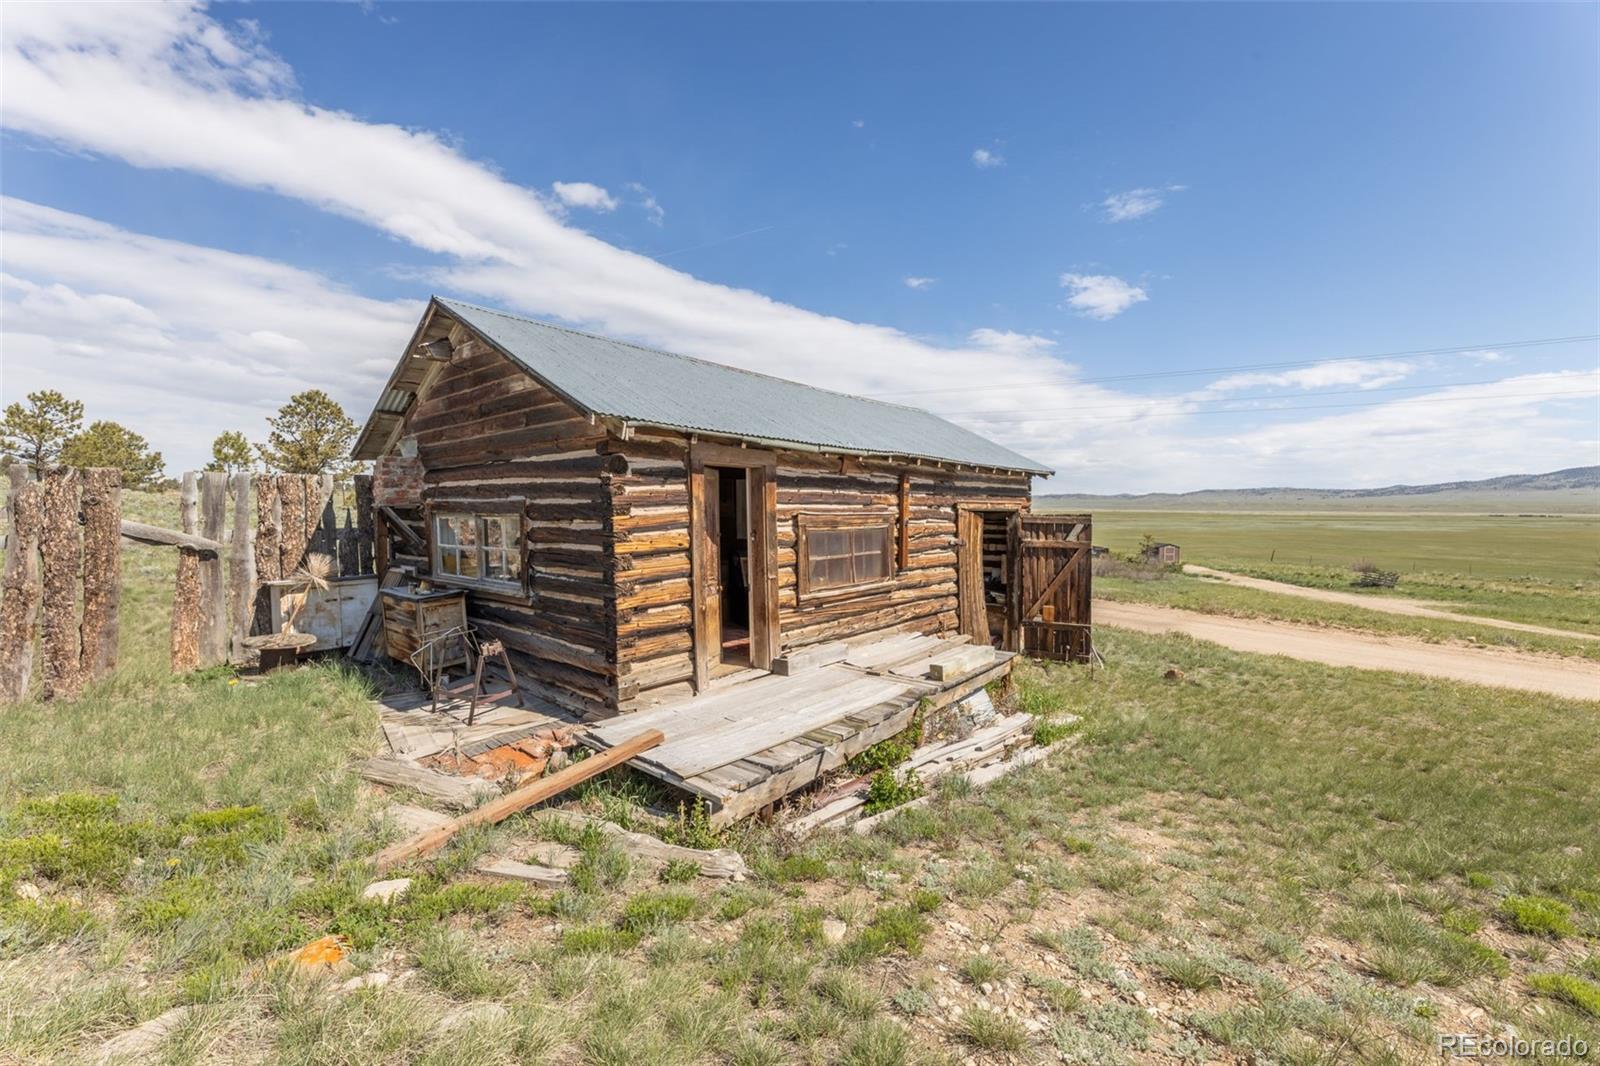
[430,510,524,593]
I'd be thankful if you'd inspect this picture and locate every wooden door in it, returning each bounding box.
[690,465,723,691]
[955,508,988,644]
[1007,514,1093,662]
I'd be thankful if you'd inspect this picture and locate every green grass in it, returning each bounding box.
[2,504,1597,1063]
[1081,508,1600,584]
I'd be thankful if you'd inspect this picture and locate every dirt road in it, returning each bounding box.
[1094,600,1600,701]
[1183,564,1598,641]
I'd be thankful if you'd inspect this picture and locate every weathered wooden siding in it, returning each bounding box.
[605,431,1029,711]
[401,333,619,720]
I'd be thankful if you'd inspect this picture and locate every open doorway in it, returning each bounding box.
[714,466,752,672]
[957,506,1018,650]
[978,511,1010,647]
[690,446,778,692]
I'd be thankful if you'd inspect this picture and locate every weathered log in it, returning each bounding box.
[170,547,201,673]
[78,468,120,681]
[228,474,256,662]
[371,729,663,871]
[38,467,83,700]
[119,520,222,554]
[198,472,229,665]
[360,758,497,810]
[537,809,748,880]
[0,468,43,703]
[475,858,569,887]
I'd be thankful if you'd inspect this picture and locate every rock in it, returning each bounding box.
[980,982,994,996]
[1163,668,1185,682]
[1134,989,1148,1005]
[290,934,349,974]
[14,881,40,901]
[821,919,848,945]
[339,972,391,993]
[361,878,412,904]
[520,841,582,869]
[95,1006,194,1063]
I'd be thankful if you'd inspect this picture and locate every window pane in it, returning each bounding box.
[855,549,888,581]
[457,548,480,578]
[436,515,460,547]
[484,550,506,580]
[438,549,459,576]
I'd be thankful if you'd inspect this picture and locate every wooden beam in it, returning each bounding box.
[379,505,425,552]
[228,474,256,662]
[371,728,663,871]
[78,468,121,682]
[198,472,229,665]
[0,467,42,703]
[119,520,223,554]
[39,467,83,700]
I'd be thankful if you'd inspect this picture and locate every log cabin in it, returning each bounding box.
[353,298,1088,751]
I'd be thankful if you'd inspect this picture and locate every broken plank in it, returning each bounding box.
[537,810,749,879]
[927,644,996,681]
[360,758,496,810]
[771,641,848,675]
[476,857,569,887]
[371,729,663,871]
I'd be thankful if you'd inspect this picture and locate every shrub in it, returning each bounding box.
[957,1007,1028,1052]
[1526,974,1600,1017]
[841,905,929,962]
[1033,719,1077,747]
[863,769,924,816]
[562,924,641,955]
[619,889,698,933]
[659,859,700,883]
[756,854,829,883]
[1500,895,1576,938]
[660,800,723,850]
[1350,561,1400,588]
[961,953,1008,986]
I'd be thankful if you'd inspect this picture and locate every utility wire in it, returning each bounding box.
[945,386,1598,428]
[864,334,1600,398]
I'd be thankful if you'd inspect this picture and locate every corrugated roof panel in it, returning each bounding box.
[435,298,1052,475]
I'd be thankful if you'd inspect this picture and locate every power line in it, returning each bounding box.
[946,386,1598,429]
[865,333,1600,399]
[931,375,1526,419]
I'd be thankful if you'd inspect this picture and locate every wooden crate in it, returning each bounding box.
[380,587,469,672]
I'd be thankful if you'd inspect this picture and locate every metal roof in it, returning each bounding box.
[423,298,1052,475]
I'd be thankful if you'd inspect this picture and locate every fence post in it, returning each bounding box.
[79,468,121,681]
[228,473,256,662]
[252,474,281,637]
[39,467,84,700]
[0,467,43,703]
[171,473,202,673]
[198,472,229,665]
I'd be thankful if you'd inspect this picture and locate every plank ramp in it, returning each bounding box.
[584,630,1017,825]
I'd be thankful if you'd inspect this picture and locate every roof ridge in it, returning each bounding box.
[434,296,943,418]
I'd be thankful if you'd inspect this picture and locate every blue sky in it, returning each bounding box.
[2,1,1596,489]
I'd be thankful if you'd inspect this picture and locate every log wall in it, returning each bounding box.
[604,430,1030,711]
[399,334,618,720]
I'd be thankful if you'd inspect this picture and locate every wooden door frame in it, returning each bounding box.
[955,502,1024,652]
[688,442,779,692]
[1007,513,1092,662]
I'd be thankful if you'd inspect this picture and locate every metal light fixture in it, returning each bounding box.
[417,337,454,361]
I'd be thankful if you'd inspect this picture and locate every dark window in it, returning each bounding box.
[432,512,522,590]
[798,515,893,597]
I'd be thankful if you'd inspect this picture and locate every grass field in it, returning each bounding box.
[1074,510,1600,585]
[2,487,1598,1063]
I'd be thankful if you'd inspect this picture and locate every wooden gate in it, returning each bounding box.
[1007,513,1092,662]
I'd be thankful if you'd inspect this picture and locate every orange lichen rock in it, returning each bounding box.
[291,934,348,972]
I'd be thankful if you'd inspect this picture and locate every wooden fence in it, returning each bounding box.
[0,468,376,702]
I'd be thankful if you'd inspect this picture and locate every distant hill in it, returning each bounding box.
[1037,466,1600,514]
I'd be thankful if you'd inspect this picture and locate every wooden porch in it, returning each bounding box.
[584,631,1015,825]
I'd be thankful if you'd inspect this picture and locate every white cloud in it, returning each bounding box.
[626,182,665,225]
[1100,184,1185,223]
[2,3,1593,491]
[0,198,417,470]
[971,147,1004,169]
[852,119,865,129]
[1464,348,1508,365]
[1059,273,1148,320]
[1199,358,1416,396]
[550,181,617,212]
[903,276,936,290]
[967,328,1057,357]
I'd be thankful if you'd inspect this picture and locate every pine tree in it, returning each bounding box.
[205,430,255,474]
[256,390,359,475]
[0,390,84,471]
[60,421,166,488]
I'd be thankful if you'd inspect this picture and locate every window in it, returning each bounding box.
[797,514,893,598]
[432,512,523,590]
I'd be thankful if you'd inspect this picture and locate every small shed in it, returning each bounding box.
[353,297,1093,728]
[1142,542,1181,565]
